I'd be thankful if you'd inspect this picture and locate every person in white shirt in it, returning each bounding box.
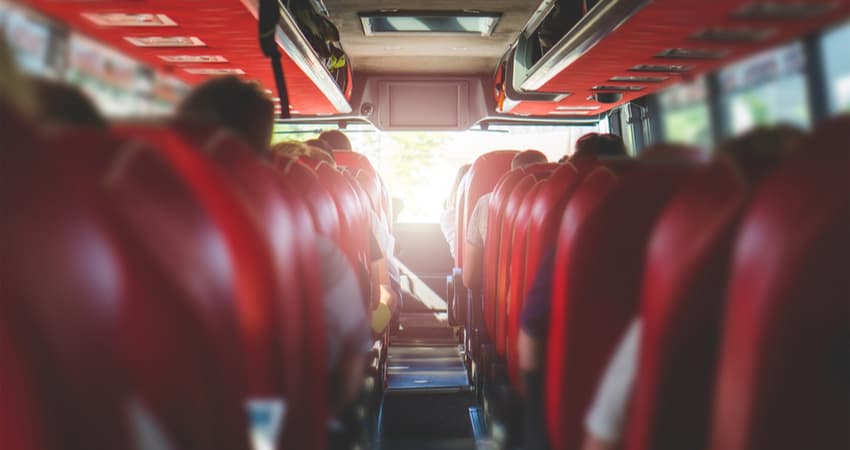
[462,150,547,290]
[440,163,471,261]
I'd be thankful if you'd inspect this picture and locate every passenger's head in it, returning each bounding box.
[305,138,335,161]
[272,140,336,166]
[572,132,628,159]
[0,37,37,116]
[30,78,106,129]
[318,129,352,150]
[447,163,472,209]
[176,76,274,155]
[718,125,804,184]
[511,149,548,169]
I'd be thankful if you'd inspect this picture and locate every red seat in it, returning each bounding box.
[105,126,259,450]
[505,163,583,389]
[482,168,531,337]
[708,117,850,450]
[545,159,697,450]
[276,157,341,242]
[456,150,518,268]
[316,162,369,267]
[624,158,748,450]
[493,174,538,357]
[1,110,133,450]
[199,131,328,450]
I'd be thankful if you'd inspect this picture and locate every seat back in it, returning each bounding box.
[483,168,528,335]
[106,126,257,450]
[456,150,517,267]
[505,163,583,388]
[493,174,538,356]
[545,161,696,450]
[1,115,133,450]
[625,159,748,450]
[708,117,850,450]
[201,131,328,450]
[277,158,341,241]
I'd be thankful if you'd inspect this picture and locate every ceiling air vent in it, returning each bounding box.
[609,75,668,83]
[734,2,837,19]
[656,48,730,59]
[359,10,501,37]
[630,64,693,73]
[691,27,775,42]
[592,85,645,91]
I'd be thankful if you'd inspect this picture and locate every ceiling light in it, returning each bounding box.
[184,68,245,75]
[83,13,177,27]
[159,55,227,63]
[125,36,206,47]
[550,110,594,115]
[359,10,501,37]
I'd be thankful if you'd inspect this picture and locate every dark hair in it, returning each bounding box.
[511,149,548,169]
[718,125,804,184]
[31,77,106,128]
[318,129,352,150]
[572,132,627,159]
[176,76,274,155]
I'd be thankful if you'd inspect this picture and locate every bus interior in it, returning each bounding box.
[1,1,848,450]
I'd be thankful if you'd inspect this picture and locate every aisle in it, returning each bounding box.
[378,312,477,450]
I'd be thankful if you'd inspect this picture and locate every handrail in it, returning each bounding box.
[520,0,651,92]
[241,0,352,114]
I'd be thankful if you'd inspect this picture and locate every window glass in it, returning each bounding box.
[658,77,713,150]
[719,42,810,135]
[273,123,603,223]
[821,21,850,114]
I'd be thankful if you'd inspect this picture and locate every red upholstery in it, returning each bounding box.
[456,150,517,267]
[624,158,748,450]
[708,117,850,450]
[200,131,328,450]
[277,158,341,241]
[1,111,133,450]
[545,161,696,450]
[503,180,546,383]
[493,174,538,356]
[505,163,583,388]
[333,150,376,175]
[105,126,257,450]
[316,162,368,266]
[482,168,528,336]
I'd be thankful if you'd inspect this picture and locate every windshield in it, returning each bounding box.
[274,121,607,223]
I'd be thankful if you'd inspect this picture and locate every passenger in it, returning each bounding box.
[0,37,37,116]
[462,150,548,290]
[30,77,106,129]
[580,125,804,450]
[318,129,352,150]
[175,77,372,415]
[440,163,472,260]
[272,140,336,165]
[176,76,274,156]
[305,138,336,161]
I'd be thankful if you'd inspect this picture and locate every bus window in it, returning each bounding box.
[821,21,850,114]
[719,41,811,135]
[658,77,713,150]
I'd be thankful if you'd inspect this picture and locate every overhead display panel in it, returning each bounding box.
[359,10,501,36]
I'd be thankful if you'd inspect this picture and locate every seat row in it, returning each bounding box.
[0,103,391,450]
[450,116,849,450]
